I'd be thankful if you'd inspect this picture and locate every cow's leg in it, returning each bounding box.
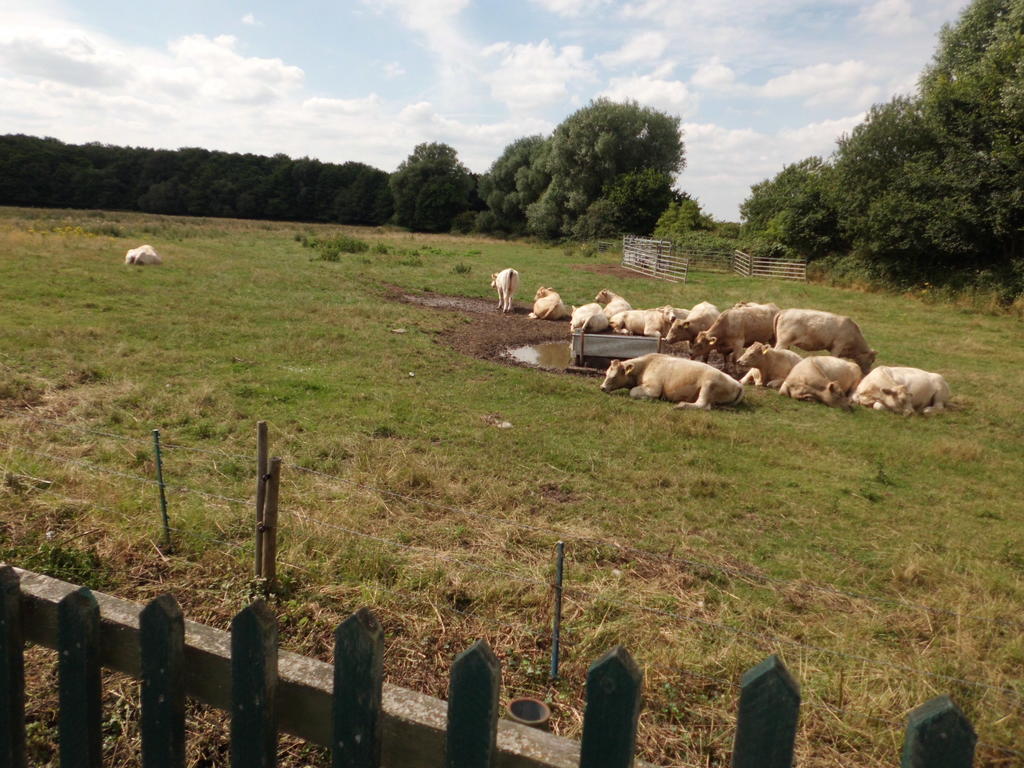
[629,384,659,400]
[739,368,761,386]
[675,385,713,410]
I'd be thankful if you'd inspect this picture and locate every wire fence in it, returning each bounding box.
[2,416,1022,759]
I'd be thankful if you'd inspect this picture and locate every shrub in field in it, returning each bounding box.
[305,233,370,261]
[450,210,476,234]
[452,262,472,274]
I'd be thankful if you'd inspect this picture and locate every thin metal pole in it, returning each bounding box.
[550,540,564,681]
[152,429,170,549]
[254,421,268,578]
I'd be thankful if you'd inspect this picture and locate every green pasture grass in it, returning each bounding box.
[0,206,1022,767]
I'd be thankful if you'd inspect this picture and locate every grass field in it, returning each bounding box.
[1,206,1022,766]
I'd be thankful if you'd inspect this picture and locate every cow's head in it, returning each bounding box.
[876,384,912,415]
[856,349,877,375]
[736,342,768,368]
[689,331,715,358]
[534,286,552,300]
[665,318,690,344]
[600,360,635,392]
[819,380,854,410]
[595,288,613,303]
[490,273,499,288]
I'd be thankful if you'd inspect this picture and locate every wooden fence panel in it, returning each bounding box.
[231,600,278,768]
[579,645,642,768]
[58,587,103,768]
[0,566,25,768]
[333,608,383,768]
[901,695,976,768]
[445,640,501,768]
[140,594,185,768]
[731,654,800,768]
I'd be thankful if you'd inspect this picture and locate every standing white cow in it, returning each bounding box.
[853,366,951,415]
[774,308,876,374]
[125,244,162,265]
[490,268,519,313]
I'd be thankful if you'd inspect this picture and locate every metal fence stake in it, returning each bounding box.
[550,541,564,681]
[152,429,171,549]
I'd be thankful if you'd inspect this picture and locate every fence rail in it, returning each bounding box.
[621,235,687,283]
[732,250,807,281]
[0,566,981,768]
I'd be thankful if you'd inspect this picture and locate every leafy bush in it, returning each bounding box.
[450,210,477,234]
[452,263,472,274]
[305,233,370,261]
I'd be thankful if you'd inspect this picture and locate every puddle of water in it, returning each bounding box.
[507,342,572,369]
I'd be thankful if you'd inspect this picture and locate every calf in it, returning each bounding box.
[595,288,631,318]
[693,302,780,366]
[774,308,876,374]
[125,244,162,265]
[529,286,571,320]
[853,366,951,415]
[609,308,674,338]
[736,342,802,387]
[600,354,744,410]
[569,303,610,333]
[490,268,519,313]
[665,301,720,345]
[779,356,862,409]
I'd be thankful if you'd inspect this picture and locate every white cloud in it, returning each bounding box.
[599,31,668,68]
[529,0,610,17]
[482,40,593,112]
[382,61,405,78]
[241,13,261,26]
[600,73,695,117]
[0,27,130,88]
[857,0,918,36]
[760,60,879,107]
[690,57,736,90]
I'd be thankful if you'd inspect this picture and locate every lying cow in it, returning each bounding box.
[690,302,780,366]
[654,305,689,322]
[125,244,162,265]
[853,366,951,415]
[529,287,571,320]
[490,268,519,313]
[570,303,610,333]
[665,301,720,345]
[774,308,876,374]
[736,342,802,387]
[600,354,744,410]
[595,289,631,318]
[779,356,862,409]
[609,308,673,338]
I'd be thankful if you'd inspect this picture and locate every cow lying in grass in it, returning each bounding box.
[595,288,631,319]
[779,356,862,409]
[736,342,802,387]
[529,287,571,320]
[853,366,951,415]
[609,308,674,338]
[600,354,744,410]
[125,244,161,265]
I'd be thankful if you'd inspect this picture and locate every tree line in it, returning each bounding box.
[739,0,1024,301]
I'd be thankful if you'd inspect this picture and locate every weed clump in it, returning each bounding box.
[303,233,370,261]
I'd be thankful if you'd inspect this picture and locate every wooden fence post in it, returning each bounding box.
[901,695,976,768]
[58,587,102,768]
[0,566,26,768]
[333,607,383,768]
[231,600,278,768]
[579,645,642,768]
[261,457,281,593]
[255,421,268,578]
[140,594,185,768]
[731,654,800,768]
[445,639,500,768]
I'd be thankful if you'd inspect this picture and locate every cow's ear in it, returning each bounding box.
[826,381,839,393]
[682,320,691,328]
[881,387,895,396]
[707,335,717,345]
[624,362,636,376]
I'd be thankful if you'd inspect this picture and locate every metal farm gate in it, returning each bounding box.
[732,250,807,281]
[621,235,688,283]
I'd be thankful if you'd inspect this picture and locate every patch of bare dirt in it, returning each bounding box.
[391,287,722,374]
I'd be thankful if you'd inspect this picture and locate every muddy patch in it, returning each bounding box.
[393,288,719,374]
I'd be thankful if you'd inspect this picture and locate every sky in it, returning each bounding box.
[0,0,970,220]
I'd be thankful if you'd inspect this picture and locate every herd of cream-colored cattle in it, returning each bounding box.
[490,268,951,414]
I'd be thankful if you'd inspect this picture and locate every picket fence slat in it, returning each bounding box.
[0,566,26,768]
[231,600,279,768]
[579,645,642,768]
[901,695,977,768]
[732,654,800,768]
[446,639,501,768]
[58,587,103,768]
[140,594,186,768]
[333,607,383,768]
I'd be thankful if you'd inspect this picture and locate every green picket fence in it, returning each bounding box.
[0,565,978,767]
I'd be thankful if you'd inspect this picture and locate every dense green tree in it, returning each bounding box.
[477,135,549,234]
[600,169,679,235]
[389,142,473,232]
[525,99,684,238]
[653,197,714,241]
